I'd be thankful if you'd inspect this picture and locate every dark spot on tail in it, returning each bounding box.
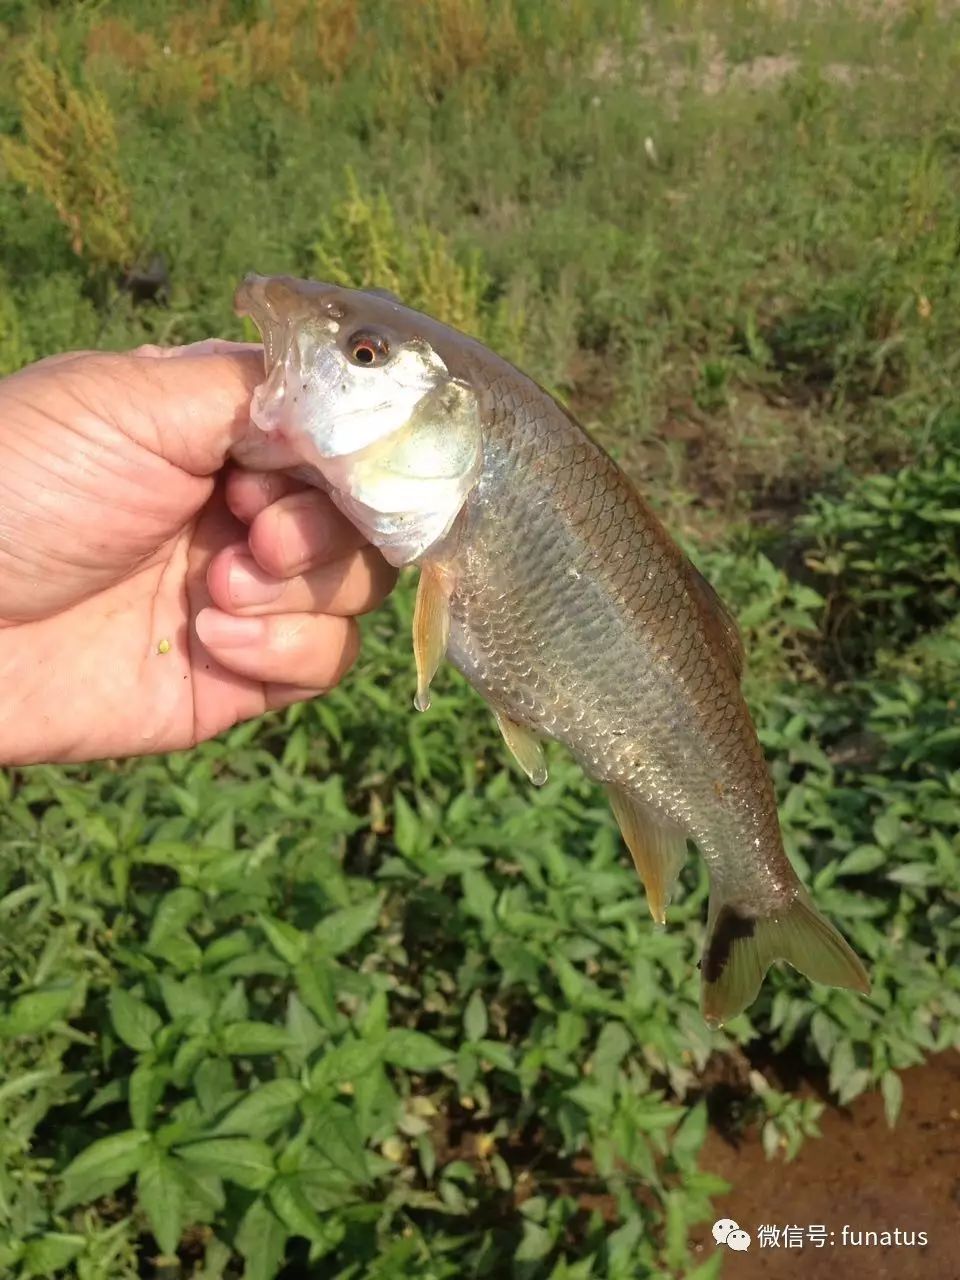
[704,906,756,982]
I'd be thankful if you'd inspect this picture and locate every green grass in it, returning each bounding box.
[1,1,959,1276]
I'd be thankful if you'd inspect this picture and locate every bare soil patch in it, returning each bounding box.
[689,1052,960,1278]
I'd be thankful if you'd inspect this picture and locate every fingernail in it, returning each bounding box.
[227,554,285,606]
[196,608,266,649]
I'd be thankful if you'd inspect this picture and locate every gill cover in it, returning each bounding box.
[236,274,483,565]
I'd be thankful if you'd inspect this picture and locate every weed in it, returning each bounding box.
[1,53,139,273]
[311,171,525,350]
[801,446,960,672]
[1,0,959,1275]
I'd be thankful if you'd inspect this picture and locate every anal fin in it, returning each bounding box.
[495,711,547,786]
[607,785,688,924]
[413,563,451,712]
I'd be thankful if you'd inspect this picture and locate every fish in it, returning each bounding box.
[232,272,870,1026]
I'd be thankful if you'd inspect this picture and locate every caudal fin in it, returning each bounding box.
[700,890,870,1027]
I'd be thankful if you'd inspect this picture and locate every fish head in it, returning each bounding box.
[235,274,447,457]
[234,274,483,565]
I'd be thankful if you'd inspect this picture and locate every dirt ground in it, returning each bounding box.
[687,1052,960,1278]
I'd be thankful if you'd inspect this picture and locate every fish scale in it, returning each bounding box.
[446,383,766,877]
[234,272,870,1024]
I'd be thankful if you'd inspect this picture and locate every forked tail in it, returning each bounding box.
[701,887,870,1026]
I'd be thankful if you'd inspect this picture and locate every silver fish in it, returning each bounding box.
[233,273,870,1025]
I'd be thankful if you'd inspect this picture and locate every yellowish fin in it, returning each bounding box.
[495,711,547,786]
[701,889,870,1027]
[607,785,688,924]
[413,563,451,712]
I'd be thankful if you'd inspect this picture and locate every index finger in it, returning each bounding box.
[248,489,367,578]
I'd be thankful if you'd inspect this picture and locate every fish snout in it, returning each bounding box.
[234,274,347,334]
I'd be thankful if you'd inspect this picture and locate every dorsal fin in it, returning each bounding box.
[686,564,744,680]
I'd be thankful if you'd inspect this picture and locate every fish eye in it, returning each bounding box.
[347,331,390,367]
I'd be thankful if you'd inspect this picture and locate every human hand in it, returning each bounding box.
[0,342,396,765]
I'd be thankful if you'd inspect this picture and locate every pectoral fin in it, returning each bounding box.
[607,786,688,924]
[494,711,547,786]
[413,563,451,712]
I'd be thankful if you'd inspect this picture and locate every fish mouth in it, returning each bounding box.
[234,273,345,368]
[232,272,268,320]
[234,273,345,326]
[234,274,285,369]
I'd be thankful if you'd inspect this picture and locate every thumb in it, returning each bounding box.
[4,342,272,482]
[4,343,267,478]
[122,341,266,475]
